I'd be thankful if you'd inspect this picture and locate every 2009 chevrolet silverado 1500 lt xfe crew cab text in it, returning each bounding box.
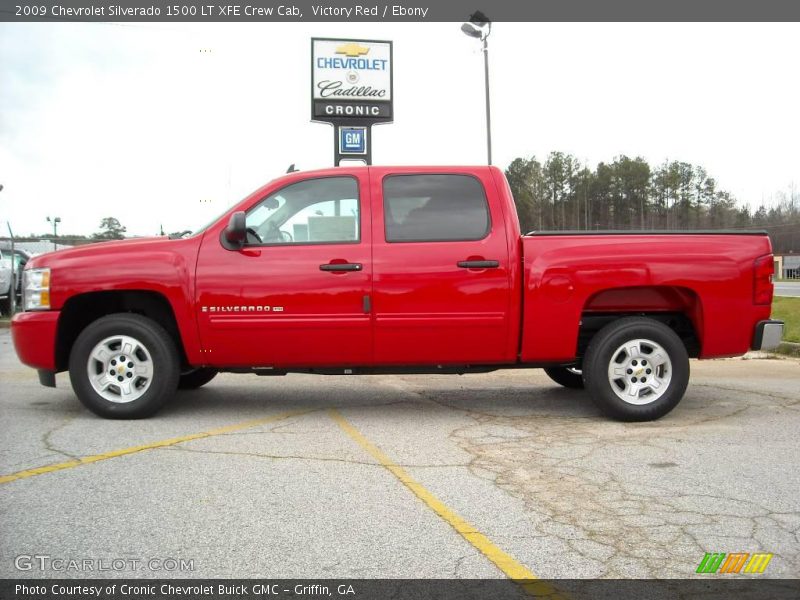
[11,166,784,420]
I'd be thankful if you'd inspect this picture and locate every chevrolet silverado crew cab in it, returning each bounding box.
[12,166,784,421]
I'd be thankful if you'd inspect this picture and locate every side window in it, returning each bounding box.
[245,177,360,245]
[383,174,490,242]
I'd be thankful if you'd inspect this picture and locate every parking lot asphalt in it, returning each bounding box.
[1,329,799,580]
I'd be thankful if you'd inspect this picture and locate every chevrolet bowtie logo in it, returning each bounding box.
[335,43,370,57]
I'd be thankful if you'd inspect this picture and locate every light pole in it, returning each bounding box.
[46,216,61,250]
[461,11,493,165]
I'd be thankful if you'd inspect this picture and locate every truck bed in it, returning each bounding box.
[519,231,773,362]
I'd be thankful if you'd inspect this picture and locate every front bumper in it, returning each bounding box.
[11,310,59,371]
[752,319,784,351]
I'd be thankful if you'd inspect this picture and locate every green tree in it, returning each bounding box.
[592,162,615,228]
[544,152,578,230]
[571,165,594,230]
[610,156,650,229]
[93,217,127,240]
[506,157,537,234]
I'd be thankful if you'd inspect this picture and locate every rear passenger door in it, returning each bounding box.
[370,168,512,365]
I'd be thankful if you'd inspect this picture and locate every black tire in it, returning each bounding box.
[68,313,180,419]
[0,296,9,317]
[583,317,689,421]
[178,368,218,390]
[544,367,584,389]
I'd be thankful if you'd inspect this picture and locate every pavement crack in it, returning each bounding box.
[389,378,800,578]
[40,415,79,460]
[694,383,800,405]
[158,445,469,469]
[452,554,469,577]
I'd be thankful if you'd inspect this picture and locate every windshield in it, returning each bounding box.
[186,205,236,238]
[181,189,263,239]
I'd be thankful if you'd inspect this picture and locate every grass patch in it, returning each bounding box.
[772,297,800,343]
[774,343,800,358]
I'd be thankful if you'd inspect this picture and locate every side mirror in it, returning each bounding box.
[222,211,246,249]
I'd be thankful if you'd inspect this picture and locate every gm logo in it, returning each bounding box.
[339,127,367,155]
[696,552,773,574]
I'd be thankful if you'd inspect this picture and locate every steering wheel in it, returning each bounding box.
[262,223,294,243]
[246,227,262,244]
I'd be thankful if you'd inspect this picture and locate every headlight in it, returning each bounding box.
[23,268,51,311]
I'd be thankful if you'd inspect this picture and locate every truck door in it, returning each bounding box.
[195,174,372,367]
[371,168,512,364]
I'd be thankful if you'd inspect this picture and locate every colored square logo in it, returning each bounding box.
[339,127,367,154]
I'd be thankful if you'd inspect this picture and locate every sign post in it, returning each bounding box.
[311,38,393,166]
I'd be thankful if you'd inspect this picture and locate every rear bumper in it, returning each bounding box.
[11,310,59,371]
[751,319,784,351]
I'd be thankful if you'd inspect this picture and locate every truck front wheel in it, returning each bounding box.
[583,317,689,421]
[68,314,180,419]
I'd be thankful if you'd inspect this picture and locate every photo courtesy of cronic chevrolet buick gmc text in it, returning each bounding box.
[11,166,784,420]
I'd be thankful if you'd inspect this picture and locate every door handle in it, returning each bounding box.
[457,260,500,269]
[320,262,363,272]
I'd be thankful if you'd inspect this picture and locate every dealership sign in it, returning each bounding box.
[311,38,393,123]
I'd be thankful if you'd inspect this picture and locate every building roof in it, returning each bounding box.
[782,256,800,268]
[0,240,73,255]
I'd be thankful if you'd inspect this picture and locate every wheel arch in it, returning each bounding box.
[578,285,704,359]
[55,290,187,372]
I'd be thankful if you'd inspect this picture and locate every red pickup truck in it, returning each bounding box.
[12,166,783,421]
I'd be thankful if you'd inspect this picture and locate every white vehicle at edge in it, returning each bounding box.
[0,249,31,315]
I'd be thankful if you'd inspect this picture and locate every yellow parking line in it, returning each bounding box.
[329,409,564,598]
[0,409,312,485]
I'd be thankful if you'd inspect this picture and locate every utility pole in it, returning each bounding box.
[46,216,61,250]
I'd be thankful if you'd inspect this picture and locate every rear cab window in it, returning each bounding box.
[383,174,490,242]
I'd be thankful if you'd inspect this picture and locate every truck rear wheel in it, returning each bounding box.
[583,317,689,421]
[68,313,180,419]
[543,367,584,389]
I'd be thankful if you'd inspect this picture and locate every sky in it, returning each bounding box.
[1,22,798,237]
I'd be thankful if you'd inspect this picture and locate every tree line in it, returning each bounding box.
[6,217,129,245]
[505,153,799,254]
